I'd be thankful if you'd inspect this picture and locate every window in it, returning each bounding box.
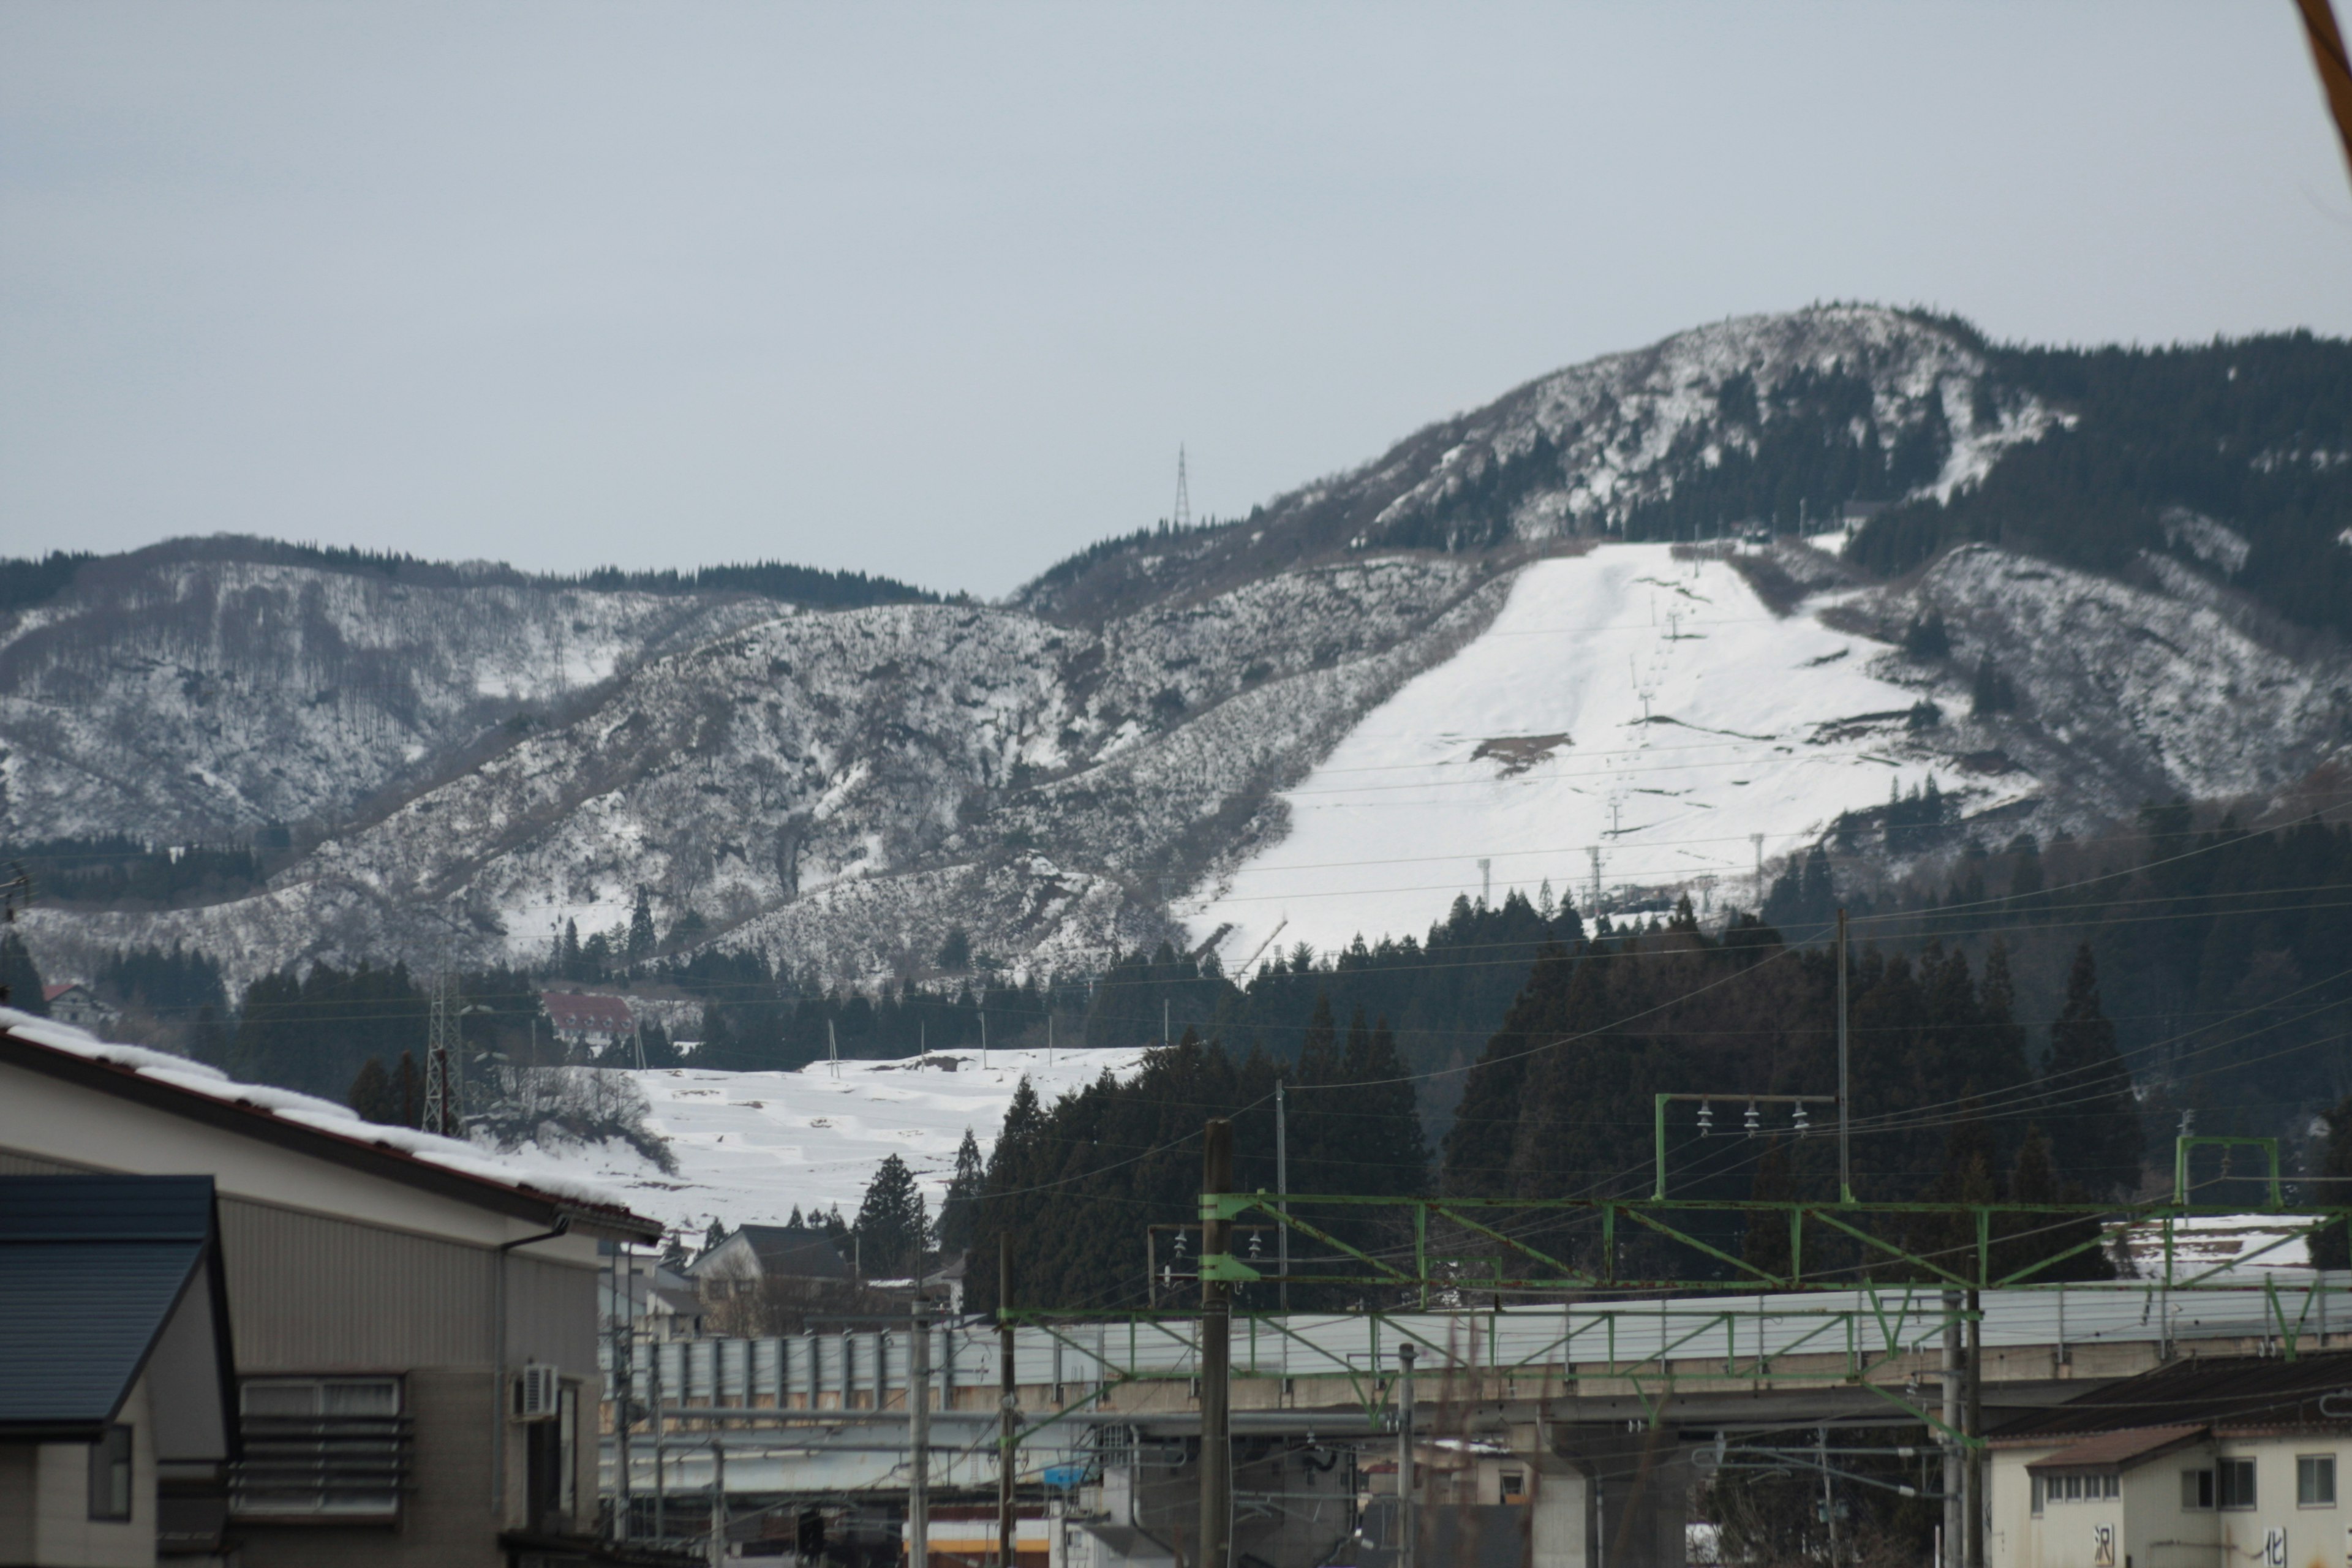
[2301,1456,2337,1508]
[2220,1458,2258,1511]
[87,1425,132,1521]
[2065,1474,2084,1501]
[2032,1476,2046,1515]
[2105,1475,2121,1499]
[234,1378,407,1517]
[2184,1468,2215,1510]
[1500,1471,1528,1504]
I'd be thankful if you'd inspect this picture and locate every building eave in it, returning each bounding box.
[0,1028,662,1243]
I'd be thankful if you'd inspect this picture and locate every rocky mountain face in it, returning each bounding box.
[10,306,2349,993]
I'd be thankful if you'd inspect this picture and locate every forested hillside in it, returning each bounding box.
[957,806,2350,1310]
[1853,332,2352,636]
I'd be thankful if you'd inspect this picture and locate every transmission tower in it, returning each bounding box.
[423,972,461,1137]
[1172,446,1191,532]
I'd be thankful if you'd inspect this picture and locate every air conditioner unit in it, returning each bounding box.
[518,1363,561,1422]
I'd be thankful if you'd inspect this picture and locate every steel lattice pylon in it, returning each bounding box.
[421,972,461,1136]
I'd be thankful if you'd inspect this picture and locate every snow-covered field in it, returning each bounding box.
[1188,542,2019,965]
[515,1047,1148,1242]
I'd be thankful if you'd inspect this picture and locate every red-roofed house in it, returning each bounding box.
[540,993,635,1054]
[0,1017,662,1566]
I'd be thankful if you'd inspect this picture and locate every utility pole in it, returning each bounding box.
[910,1292,930,1568]
[653,1347,667,1542]
[1819,1426,1836,1568]
[1478,858,1491,907]
[1274,1080,1290,1314]
[1163,999,1170,1047]
[1964,1289,1984,1568]
[1836,907,1852,1204]
[1199,1118,1234,1568]
[1751,833,1766,907]
[828,1019,840,1079]
[1396,1343,1417,1568]
[1587,846,1602,913]
[981,1011,989,1071]
[612,1247,633,1543]
[707,1439,726,1568]
[1941,1291,1962,1568]
[998,1237,1016,1568]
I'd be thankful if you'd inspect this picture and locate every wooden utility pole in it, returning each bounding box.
[998,1237,1016,1568]
[1198,1118,1234,1568]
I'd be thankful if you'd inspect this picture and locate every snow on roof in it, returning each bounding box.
[543,992,635,1032]
[0,1007,653,1226]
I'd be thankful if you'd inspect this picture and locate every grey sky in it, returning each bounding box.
[5,4,2350,599]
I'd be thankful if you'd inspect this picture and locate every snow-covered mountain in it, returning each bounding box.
[11,306,2349,993]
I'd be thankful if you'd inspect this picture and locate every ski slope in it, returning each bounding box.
[510,1047,1147,1242]
[1189,542,2018,965]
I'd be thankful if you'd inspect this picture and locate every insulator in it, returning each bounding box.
[1172,1232,1187,1260]
[1792,1103,1810,1134]
[1696,1101,1714,1136]
[1248,1232,1263,1259]
[1744,1102,1761,1137]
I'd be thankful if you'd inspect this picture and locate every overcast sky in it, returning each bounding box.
[5,4,2351,599]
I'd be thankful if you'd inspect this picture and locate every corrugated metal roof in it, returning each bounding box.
[2025,1425,2207,1472]
[1993,1351,2352,1444]
[0,1175,214,1431]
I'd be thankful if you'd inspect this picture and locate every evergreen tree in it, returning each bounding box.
[1901,609,1950,661]
[702,1217,728,1257]
[1904,1105,1999,1280]
[935,1128,986,1257]
[854,1153,927,1278]
[1741,1136,1797,1280]
[347,1057,399,1125]
[189,1005,232,1070]
[2312,1094,2352,1271]
[660,1230,690,1271]
[1971,655,2018,716]
[2042,944,2144,1197]
[394,1051,423,1128]
[0,930,46,1015]
[627,887,657,963]
[1995,1124,2114,1284]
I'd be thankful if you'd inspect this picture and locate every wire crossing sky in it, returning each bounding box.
[5,3,2350,597]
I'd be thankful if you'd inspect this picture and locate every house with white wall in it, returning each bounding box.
[1991,1351,2352,1568]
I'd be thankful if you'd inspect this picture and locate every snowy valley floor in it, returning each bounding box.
[510,1047,1147,1240]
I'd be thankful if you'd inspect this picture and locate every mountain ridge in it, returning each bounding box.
[9,303,2350,998]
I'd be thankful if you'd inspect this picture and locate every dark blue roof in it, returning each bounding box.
[0,1175,221,1433]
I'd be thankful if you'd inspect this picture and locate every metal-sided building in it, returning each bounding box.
[0,1174,239,1568]
[0,1013,665,1568]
